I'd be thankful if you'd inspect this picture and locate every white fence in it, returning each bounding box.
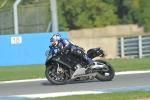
[118,35,150,58]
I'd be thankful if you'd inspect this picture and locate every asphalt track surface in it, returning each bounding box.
[0,71,150,98]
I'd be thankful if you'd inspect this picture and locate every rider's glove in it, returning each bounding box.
[49,45,53,49]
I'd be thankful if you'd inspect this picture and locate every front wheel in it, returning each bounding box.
[95,60,115,81]
[45,65,68,85]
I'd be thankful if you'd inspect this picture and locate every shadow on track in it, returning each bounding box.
[41,79,103,86]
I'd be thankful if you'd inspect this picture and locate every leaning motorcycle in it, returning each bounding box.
[45,46,115,85]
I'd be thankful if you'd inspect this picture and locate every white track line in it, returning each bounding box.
[13,91,104,98]
[115,70,150,75]
[0,78,47,84]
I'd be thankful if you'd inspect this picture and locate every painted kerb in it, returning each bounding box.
[0,32,68,66]
[118,35,150,58]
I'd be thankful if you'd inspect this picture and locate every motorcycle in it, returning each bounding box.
[45,46,115,85]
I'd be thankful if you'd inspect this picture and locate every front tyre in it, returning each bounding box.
[95,60,115,81]
[45,65,68,85]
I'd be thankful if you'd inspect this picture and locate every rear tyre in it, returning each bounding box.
[95,60,115,81]
[45,65,68,85]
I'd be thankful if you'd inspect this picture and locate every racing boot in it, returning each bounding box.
[83,55,93,74]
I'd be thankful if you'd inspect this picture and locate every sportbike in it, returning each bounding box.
[45,46,115,85]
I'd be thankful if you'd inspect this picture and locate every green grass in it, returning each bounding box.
[24,90,150,100]
[107,57,150,72]
[0,57,150,81]
[0,64,45,81]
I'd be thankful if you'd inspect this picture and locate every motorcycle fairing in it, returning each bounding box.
[46,52,80,69]
[71,67,97,79]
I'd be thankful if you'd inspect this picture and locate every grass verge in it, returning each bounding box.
[24,90,150,100]
[0,64,45,81]
[106,57,150,72]
[0,57,150,81]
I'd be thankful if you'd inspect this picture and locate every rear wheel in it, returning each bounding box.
[95,60,115,81]
[45,65,68,85]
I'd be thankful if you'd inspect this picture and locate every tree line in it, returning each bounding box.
[57,0,150,32]
[1,0,150,32]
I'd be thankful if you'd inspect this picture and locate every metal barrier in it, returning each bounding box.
[118,35,150,58]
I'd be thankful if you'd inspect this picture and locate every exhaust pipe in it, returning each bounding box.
[91,62,109,71]
[91,65,105,69]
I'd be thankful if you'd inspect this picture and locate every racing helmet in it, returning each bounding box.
[50,33,61,46]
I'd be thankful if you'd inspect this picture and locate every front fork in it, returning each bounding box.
[57,63,61,73]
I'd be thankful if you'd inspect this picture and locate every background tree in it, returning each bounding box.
[1,0,150,32]
[126,0,150,32]
[57,0,119,31]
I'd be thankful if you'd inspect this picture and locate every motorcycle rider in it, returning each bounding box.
[49,33,93,67]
